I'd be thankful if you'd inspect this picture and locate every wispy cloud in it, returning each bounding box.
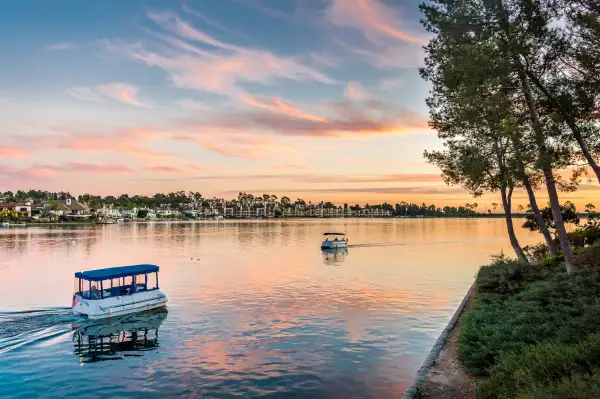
[66,83,151,107]
[175,99,212,111]
[0,146,27,158]
[45,42,78,51]
[327,0,426,45]
[148,165,186,173]
[103,11,333,98]
[239,96,328,122]
[0,162,134,183]
[43,162,134,174]
[343,81,370,102]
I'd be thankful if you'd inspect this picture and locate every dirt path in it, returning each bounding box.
[417,294,479,399]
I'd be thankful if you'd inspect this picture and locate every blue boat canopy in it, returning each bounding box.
[75,264,159,281]
[323,232,345,235]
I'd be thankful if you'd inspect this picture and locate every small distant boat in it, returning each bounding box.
[72,264,168,319]
[321,232,349,249]
[96,219,118,225]
[0,222,9,228]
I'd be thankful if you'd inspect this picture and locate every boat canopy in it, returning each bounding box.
[75,264,159,281]
[323,232,346,236]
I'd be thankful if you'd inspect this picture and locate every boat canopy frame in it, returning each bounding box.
[74,264,160,301]
[75,264,159,281]
[323,232,346,236]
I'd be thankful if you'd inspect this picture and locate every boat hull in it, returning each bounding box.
[72,289,168,320]
[321,240,348,249]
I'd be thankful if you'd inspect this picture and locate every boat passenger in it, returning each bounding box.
[334,237,338,241]
[91,285,101,298]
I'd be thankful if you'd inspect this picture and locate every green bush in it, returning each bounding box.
[523,242,551,264]
[478,334,600,398]
[574,245,600,270]
[460,264,600,375]
[568,231,586,248]
[582,226,600,246]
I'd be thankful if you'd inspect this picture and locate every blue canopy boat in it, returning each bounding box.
[72,264,168,319]
[321,232,348,249]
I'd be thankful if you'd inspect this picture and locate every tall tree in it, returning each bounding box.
[420,0,577,272]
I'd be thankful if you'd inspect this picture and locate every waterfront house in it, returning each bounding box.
[182,208,199,218]
[120,207,138,219]
[0,202,32,218]
[48,198,91,219]
[95,204,121,220]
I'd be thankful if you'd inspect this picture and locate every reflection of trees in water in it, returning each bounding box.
[72,310,167,363]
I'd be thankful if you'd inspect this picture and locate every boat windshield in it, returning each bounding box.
[74,271,159,300]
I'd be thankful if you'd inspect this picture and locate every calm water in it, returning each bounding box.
[0,219,540,398]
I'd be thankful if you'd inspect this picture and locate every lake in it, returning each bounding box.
[0,219,541,398]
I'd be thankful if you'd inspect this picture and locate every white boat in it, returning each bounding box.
[72,264,168,319]
[0,222,9,228]
[321,232,349,249]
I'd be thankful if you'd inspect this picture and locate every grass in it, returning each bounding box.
[458,244,600,398]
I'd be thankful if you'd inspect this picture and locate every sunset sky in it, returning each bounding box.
[0,0,597,209]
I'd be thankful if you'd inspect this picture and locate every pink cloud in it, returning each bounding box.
[104,12,333,98]
[58,163,134,174]
[328,0,427,45]
[66,83,151,107]
[0,146,27,158]
[239,96,328,122]
[148,165,186,173]
[179,98,429,140]
[343,81,370,102]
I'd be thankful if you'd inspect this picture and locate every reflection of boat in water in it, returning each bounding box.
[321,247,349,264]
[72,308,167,363]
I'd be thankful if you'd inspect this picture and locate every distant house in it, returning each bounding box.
[94,204,121,219]
[182,208,198,218]
[48,198,91,219]
[0,202,32,217]
[120,208,138,219]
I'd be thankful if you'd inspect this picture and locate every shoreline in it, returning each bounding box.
[0,215,527,229]
[402,283,476,399]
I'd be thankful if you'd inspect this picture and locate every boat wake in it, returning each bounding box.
[0,308,76,354]
[349,239,468,248]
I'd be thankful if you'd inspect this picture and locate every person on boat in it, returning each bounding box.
[91,285,101,298]
[334,237,338,241]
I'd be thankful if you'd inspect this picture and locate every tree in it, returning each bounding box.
[425,132,529,263]
[420,0,576,271]
[523,201,580,236]
[137,209,149,219]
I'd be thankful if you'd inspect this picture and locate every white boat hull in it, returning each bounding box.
[321,240,348,249]
[72,289,168,320]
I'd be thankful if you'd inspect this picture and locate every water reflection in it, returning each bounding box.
[72,308,167,363]
[322,248,349,265]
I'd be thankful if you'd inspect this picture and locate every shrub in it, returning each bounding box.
[523,242,551,264]
[460,265,600,375]
[568,231,586,248]
[478,334,600,398]
[574,245,600,270]
[582,226,600,246]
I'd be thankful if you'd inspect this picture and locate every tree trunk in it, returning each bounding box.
[516,66,576,273]
[526,72,600,184]
[501,186,529,263]
[511,139,558,256]
[570,123,600,184]
[521,176,557,256]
